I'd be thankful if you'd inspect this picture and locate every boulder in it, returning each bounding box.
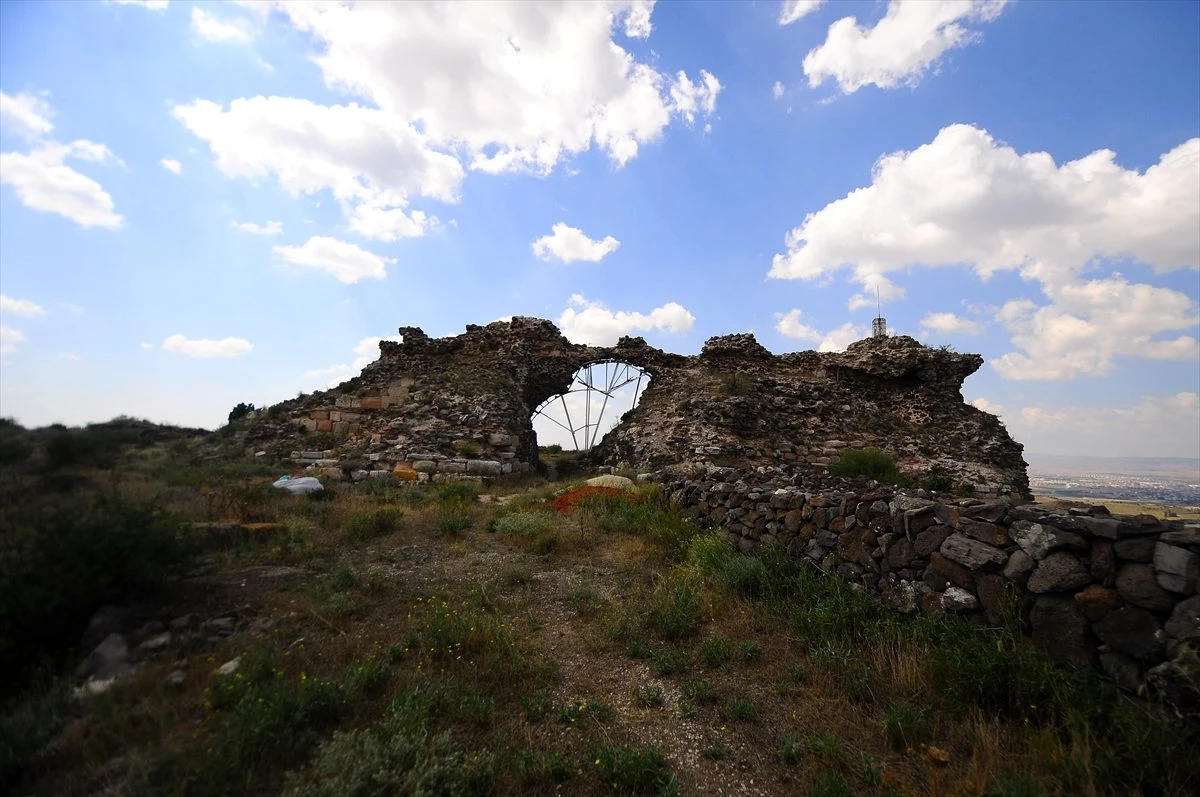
[1027,552,1091,594]
[942,586,979,613]
[1164,595,1200,656]
[1074,585,1124,622]
[956,517,1009,547]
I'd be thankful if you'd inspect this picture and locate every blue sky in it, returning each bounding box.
[1,0,1197,458]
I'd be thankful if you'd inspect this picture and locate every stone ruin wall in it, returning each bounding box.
[660,466,1200,714]
[237,317,1028,495]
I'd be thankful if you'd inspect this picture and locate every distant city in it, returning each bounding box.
[1026,454,1200,508]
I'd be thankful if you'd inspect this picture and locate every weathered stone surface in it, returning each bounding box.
[1077,515,1122,539]
[1160,528,1200,550]
[1099,651,1141,693]
[1074,585,1124,622]
[1147,660,1200,718]
[976,572,1015,626]
[1030,595,1093,668]
[928,552,975,590]
[1113,537,1156,562]
[914,525,952,557]
[1010,520,1055,560]
[1164,595,1200,656]
[1003,549,1035,583]
[1089,539,1116,585]
[956,517,1009,547]
[86,633,132,680]
[1154,543,1200,594]
[1116,563,1176,611]
[942,586,979,613]
[1027,552,1091,594]
[939,533,1007,570]
[1092,607,1163,661]
[886,538,916,569]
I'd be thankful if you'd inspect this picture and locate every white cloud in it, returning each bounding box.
[0,91,53,139]
[139,342,154,350]
[772,81,785,100]
[0,295,46,317]
[60,352,81,361]
[174,96,461,242]
[770,125,1200,379]
[160,158,182,174]
[272,236,396,283]
[557,294,695,346]
[624,0,655,38]
[669,70,722,125]
[162,333,253,358]
[779,0,826,25]
[920,311,982,336]
[0,325,26,355]
[0,141,124,228]
[774,309,867,352]
[178,2,719,235]
[190,7,254,43]
[232,219,283,235]
[532,223,621,263]
[346,204,434,242]
[969,397,1003,416]
[304,334,403,389]
[993,392,1200,459]
[991,277,1199,379]
[109,0,169,8]
[803,0,1009,93]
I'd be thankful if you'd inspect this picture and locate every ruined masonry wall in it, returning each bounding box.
[663,467,1200,711]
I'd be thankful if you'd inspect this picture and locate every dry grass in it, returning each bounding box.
[3,444,1197,796]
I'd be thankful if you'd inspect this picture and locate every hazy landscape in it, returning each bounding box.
[1026,454,1200,508]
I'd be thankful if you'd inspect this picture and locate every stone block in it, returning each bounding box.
[412,460,437,473]
[335,395,351,408]
[929,552,975,590]
[1116,563,1175,610]
[1074,584,1124,622]
[1003,549,1034,583]
[940,533,1007,570]
[332,421,349,436]
[1154,542,1199,594]
[1010,520,1055,560]
[1092,607,1163,661]
[299,418,317,432]
[942,586,979,613]
[1164,595,1200,656]
[1027,552,1091,594]
[466,459,503,476]
[362,397,383,410]
[1030,595,1093,668]
[914,525,952,557]
[1090,539,1116,585]
[316,420,332,432]
[311,410,329,421]
[439,459,468,473]
[976,572,1015,626]
[956,517,1009,547]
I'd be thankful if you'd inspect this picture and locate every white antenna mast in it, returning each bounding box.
[871,284,887,338]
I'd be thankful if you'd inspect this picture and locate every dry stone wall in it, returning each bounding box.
[661,465,1200,714]
[236,318,1028,494]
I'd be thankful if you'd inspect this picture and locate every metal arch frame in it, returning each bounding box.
[532,359,649,452]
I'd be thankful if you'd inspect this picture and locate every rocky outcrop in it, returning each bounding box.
[237,318,1027,495]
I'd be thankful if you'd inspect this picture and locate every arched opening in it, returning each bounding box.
[531,360,650,452]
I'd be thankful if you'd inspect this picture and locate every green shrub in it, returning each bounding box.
[0,495,190,695]
[646,574,705,641]
[726,697,755,722]
[487,510,557,537]
[809,771,851,797]
[922,465,955,493]
[881,701,933,750]
[343,507,405,541]
[827,448,904,483]
[591,744,678,796]
[285,726,493,797]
